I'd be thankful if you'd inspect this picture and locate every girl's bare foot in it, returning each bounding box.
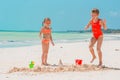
[90,56,96,63]
[41,63,46,66]
[45,63,51,66]
[97,61,103,67]
[41,63,50,66]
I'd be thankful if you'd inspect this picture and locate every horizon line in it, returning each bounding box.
[0,28,120,32]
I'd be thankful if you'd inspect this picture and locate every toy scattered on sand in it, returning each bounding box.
[9,64,120,73]
[58,59,63,66]
[75,59,83,65]
[29,61,35,69]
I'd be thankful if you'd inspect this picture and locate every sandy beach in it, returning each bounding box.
[0,40,120,80]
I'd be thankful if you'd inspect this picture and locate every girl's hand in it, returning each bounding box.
[84,26,88,30]
[39,34,42,39]
[51,41,55,46]
[103,19,106,25]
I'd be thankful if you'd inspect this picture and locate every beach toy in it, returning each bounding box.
[58,59,63,66]
[29,61,35,69]
[75,59,83,65]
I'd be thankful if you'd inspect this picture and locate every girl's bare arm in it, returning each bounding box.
[39,28,43,39]
[50,30,54,46]
[100,19,107,30]
[85,20,91,30]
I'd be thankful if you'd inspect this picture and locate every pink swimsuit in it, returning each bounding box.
[42,28,51,44]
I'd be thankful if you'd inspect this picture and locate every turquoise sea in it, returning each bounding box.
[0,31,120,48]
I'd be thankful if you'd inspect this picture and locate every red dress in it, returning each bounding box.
[91,19,103,39]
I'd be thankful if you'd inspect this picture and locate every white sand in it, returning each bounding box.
[0,40,120,80]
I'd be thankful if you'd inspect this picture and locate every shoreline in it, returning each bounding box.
[0,38,120,49]
[0,32,120,48]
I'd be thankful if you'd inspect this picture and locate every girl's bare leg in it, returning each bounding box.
[42,43,46,65]
[89,37,97,63]
[42,42,49,65]
[44,43,49,64]
[97,36,103,66]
